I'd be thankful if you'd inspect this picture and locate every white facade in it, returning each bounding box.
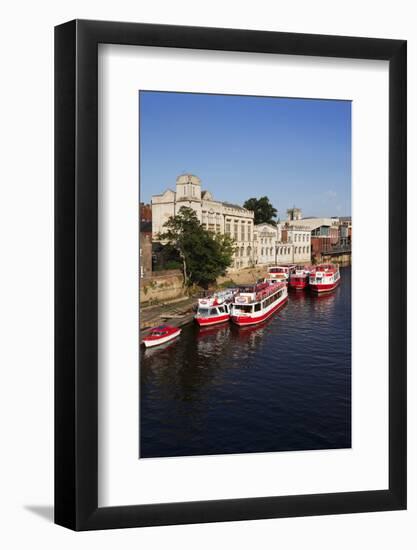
[151,174,255,269]
[151,175,313,270]
[253,223,278,265]
[254,223,312,266]
[280,225,312,263]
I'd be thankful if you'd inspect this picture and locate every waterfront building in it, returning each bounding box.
[253,223,279,265]
[253,223,311,266]
[280,224,311,264]
[139,203,153,278]
[284,211,339,263]
[152,177,323,271]
[151,174,255,269]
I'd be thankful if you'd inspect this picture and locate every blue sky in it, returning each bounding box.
[139,91,351,218]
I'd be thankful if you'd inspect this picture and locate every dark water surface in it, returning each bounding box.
[140,266,351,458]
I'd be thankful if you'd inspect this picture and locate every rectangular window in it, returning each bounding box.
[225,223,231,235]
[241,225,245,241]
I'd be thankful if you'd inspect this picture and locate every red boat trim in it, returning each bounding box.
[195,314,230,326]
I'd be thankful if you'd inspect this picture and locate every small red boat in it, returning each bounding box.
[289,266,312,290]
[142,325,181,348]
[309,264,341,293]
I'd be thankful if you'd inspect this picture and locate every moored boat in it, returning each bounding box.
[230,280,288,326]
[194,289,236,326]
[289,266,312,290]
[309,264,340,293]
[268,264,296,284]
[142,325,181,348]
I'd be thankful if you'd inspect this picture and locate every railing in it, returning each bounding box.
[321,244,351,255]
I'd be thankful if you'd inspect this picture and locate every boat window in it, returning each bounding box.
[218,306,224,313]
[210,308,218,315]
[233,304,253,313]
[254,303,261,312]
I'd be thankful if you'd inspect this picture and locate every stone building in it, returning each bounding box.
[139,232,152,278]
[286,207,303,221]
[286,217,340,261]
[151,175,316,270]
[253,223,278,265]
[139,203,152,278]
[151,174,255,269]
[280,224,312,264]
[253,223,312,266]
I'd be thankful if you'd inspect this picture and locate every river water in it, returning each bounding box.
[140,266,351,458]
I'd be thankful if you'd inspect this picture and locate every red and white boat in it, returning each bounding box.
[230,280,288,326]
[194,289,236,326]
[309,264,341,293]
[142,325,181,348]
[268,265,296,284]
[289,266,312,290]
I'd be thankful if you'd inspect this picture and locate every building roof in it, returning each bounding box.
[254,222,277,231]
[285,217,337,231]
[221,201,247,211]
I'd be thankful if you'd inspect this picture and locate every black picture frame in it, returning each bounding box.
[55,19,407,531]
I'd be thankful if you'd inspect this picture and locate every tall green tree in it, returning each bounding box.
[158,206,235,288]
[243,196,278,225]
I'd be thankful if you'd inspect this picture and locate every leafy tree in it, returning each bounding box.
[158,207,235,288]
[243,196,278,225]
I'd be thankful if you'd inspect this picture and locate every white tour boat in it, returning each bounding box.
[309,264,341,293]
[194,289,236,326]
[289,266,312,290]
[268,264,296,284]
[230,280,288,326]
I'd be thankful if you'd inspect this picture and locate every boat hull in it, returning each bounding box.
[289,280,309,290]
[310,279,340,293]
[143,330,181,348]
[195,314,230,326]
[231,295,288,326]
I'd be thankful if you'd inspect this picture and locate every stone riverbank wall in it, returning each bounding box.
[140,269,185,304]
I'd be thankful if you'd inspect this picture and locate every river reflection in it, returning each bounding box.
[140,266,351,458]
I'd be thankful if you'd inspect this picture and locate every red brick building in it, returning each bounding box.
[140,203,152,278]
